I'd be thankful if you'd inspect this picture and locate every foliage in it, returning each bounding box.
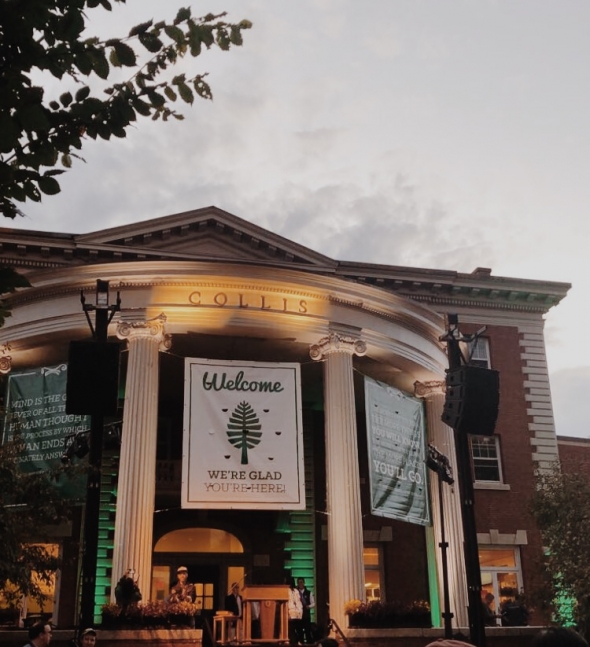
[0,438,71,606]
[0,0,252,218]
[102,599,199,628]
[344,598,431,628]
[530,462,590,638]
[226,400,262,464]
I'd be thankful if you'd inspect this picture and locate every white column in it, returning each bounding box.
[111,314,171,599]
[415,380,469,628]
[310,333,367,631]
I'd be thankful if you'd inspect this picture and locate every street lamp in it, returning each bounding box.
[67,280,121,632]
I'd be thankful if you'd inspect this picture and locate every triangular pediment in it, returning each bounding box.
[75,206,335,267]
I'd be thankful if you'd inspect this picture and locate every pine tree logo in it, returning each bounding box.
[226,401,262,465]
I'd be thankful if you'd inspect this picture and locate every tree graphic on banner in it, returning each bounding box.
[226,401,262,464]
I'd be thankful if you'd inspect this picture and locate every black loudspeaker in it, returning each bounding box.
[441,365,500,436]
[66,341,120,416]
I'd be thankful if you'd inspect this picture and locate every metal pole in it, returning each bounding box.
[437,470,453,639]
[79,301,108,631]
[443,314,487,647]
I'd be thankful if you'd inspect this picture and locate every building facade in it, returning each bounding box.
[0,207,570,631]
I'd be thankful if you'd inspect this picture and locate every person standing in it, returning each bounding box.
[169,566,196,603]
[224,582,243,617]
[224,582,243,641]
[287,577,303,647]
[23,622,52,647]
[297,577,315,644]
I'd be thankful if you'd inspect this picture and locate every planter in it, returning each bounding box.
[348,613,431,629]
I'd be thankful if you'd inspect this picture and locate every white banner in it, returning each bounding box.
[365,377,430,526]
[182,359,305,509]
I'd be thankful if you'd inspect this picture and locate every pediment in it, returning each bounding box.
[75,206,335,268]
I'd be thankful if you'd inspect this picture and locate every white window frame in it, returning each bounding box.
[463,337,491,368]
[470,435,509,490]
[479,546,524,625]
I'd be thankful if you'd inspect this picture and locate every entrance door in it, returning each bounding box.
[190,564,219,621]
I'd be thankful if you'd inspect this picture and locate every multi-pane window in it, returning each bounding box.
[363,545,383,601]
[470,435,502,482]
[479,547,523,625]
[466,337,491,368]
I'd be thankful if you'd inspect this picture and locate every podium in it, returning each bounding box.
[242,585,290,643]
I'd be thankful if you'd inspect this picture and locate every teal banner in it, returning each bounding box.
[2,363,89,498]
[365,377,430,526]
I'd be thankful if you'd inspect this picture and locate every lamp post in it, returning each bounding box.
[439,314,487,647]
[427,443,454,639]
[78,280,120,631]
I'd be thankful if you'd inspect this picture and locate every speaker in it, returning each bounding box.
[66,340,120,416]
[441,365,500,435]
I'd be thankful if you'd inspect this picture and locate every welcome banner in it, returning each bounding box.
[182,359,305,509]
[2,364,89,498]
[365,377,430,526]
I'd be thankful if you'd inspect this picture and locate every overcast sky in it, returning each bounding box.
[12,0,590,437]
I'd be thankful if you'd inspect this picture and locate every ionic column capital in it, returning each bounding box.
[309,333,367,361]
[414,380,446,398]
[0,355,12,374]
[116,313,172,351]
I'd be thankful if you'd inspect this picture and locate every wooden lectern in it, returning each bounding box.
[241,585,290,643]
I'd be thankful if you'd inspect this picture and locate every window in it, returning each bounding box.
[479,547,523,625]
[363,545,383,601]
[464,337,491,368]
[470,435,502,483]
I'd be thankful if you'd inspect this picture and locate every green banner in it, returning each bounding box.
[2,363,89,498]
[365,377,430,526]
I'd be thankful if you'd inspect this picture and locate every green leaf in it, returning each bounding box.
[216,29,231,51]
[60,92,73,107]
[147,90,166,109]
[164,86,177,102]
[0,114,20,153]
[91,50,110,79]
[16,105,51,133]
[97,123,112,140]
[132,97,151,117]
[38,176,61,195]
[230,26,243,46]
[113,41,137,67]
[61,154,72,168]
[129,20,153,37]
[200,25,214,48]
[174,7,191,25]
[193,77,212,100]
[188,24,202,56]
[164,25,185,45]
[49,101,60,111]
[177,82,194,105]
[138,32,164,53]
[23,181,41,202]
[75,52,93,76]
[75,86,91,102]
[109,48,121,67]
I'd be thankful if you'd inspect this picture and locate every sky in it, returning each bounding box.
[11,0,590,437]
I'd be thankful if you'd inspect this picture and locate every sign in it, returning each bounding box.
[182,359,305,509]
[2,364,89,498]
[365,377,430,525]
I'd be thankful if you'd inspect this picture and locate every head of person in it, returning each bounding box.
[176,566,188,582]
[297,578,305,590]
[80,628,97,647]
[425,641,474,647]
[231,582,240,595]
[484,592,494,605]
[28,622,52,646]
[532,627,589,647]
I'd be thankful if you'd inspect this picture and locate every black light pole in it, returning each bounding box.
[440,314,487,647]
[79,280,120,631]
[427,444,454,639]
